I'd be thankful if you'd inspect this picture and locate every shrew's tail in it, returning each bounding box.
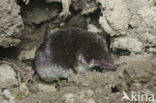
[43,21,48,40]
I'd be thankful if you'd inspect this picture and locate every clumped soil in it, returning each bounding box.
[0,0,156,103]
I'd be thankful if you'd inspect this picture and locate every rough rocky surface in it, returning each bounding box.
[0,0,156,103]
[137,7,156,46]
[0,0,23,48]
[18,47,37,61]
[98,0,130,36]
[98,0,156,54]
[0,37,21,48]
[0,64,19,88]
[0,89,16,103]
[111,37,143,53]
[62,89,96,103]
[17,53,156,103]
[87,24,102,33]
[44,0,71,17]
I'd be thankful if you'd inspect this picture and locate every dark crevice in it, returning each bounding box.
[0,47,19,59]
[113,49,131,56]
[111,86,120,93]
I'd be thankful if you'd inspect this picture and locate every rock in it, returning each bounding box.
[19,83,30,96]
[82,98,96,103]
[148,0,156,6]
[22,0,30,5]
[117,54,156,82]
[0,37,21,48]
[148,47,156,54]
[38,83,56,92]
[0,0,23,47]
[87,24,102,33]
[95,86,111,96]
[62,93,78,103]
[111,37,143,53]
[79,90,96,103]
[0,89,16,103]
[18,47,37,61]
[0,96,4,103]
[79,89,94,99]
[62,89,96,103]
[98,0,156,52]
[125,0,149,14]
[142,89,154,96]
[0,64,18,88]
[129,14,142,28]
[81,2,98,15]
[137,7,156,46]
[22,1,59,25]
[98,0,130,36]
[99,15,117,36]
[59,0,71,17]
[60,22,65,27]
[30,82,56,93]
[2,89,15,101]
[130,82,142,91]
[44,0,71,17]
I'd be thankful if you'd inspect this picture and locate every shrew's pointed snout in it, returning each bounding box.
[99,59,117,70]
[109,63,117,70]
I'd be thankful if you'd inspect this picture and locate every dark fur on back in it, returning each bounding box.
[35,27,116,81]
[38,28,110,68]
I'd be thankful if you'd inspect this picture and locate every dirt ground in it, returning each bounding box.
[0,0,156,103]
[16,54,156,103]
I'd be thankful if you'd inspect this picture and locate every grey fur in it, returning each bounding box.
[35,27,116,82]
